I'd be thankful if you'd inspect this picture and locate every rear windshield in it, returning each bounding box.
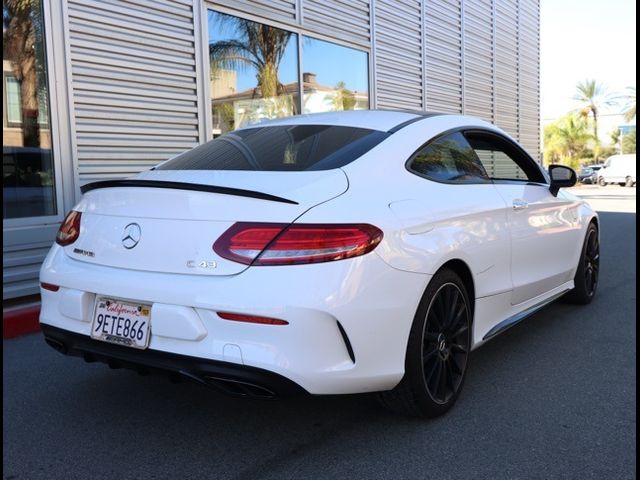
[156,125,388,171]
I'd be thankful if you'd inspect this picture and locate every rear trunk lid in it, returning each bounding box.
[67,169,348,276]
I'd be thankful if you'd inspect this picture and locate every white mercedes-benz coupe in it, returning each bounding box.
[40,110,599,417]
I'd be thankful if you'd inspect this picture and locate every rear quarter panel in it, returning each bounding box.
[303,115,514,299]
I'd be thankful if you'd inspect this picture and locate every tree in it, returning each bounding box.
[622,129,636,154]
[621,87,636,122]
[543,114,593,169]
[3,0,44,147]
[209,17,293,100]
[573,79,613,140]
[610,128,620,146]
[328,81,356,111]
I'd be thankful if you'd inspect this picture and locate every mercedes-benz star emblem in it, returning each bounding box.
[121,223,141,249]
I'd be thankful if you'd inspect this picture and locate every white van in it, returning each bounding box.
[598,154,636,187]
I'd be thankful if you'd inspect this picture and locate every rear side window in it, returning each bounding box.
[156,125,388,171]
[464,132,546,183]
[407,132,490,183]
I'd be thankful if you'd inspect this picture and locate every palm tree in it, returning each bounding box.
[544,114,593,168]
[621,87,636,122]
[328,81,357,111]
[3,0,44,147]
[573,79,613,140]
[209,17,293,100]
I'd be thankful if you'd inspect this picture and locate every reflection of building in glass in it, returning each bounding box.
[208,12,371,136]
[212,72,368,134]
[210,69,237,99]
[3,60,51,149]
[301,72,368,114]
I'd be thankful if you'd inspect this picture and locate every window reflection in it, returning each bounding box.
[3,0,57,219]
[208,11,299,135]
[301,37,369,114]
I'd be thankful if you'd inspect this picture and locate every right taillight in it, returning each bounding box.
[56,210,82,246]
[213,222,383,266]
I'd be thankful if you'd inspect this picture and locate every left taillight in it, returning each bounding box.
[213,222,383,266]
[56,210,82,246]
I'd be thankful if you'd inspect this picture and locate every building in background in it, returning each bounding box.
[2,0,540,300]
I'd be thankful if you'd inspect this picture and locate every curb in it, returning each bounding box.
[3,304,41,339]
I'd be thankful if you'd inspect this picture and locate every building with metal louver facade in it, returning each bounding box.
[3,0,539,300]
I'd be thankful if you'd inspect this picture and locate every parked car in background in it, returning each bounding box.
[578,166,596,184]
[598,154,636,187]
[578,164,604,184]
[39,110,599,418]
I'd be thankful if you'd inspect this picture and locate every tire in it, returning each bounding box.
[625,176,634,187]
[563,223,599,305]
[378,269,472,417]
[619,182,626,187]
[598,177,607,187]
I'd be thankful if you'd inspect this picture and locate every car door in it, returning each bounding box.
[464,130,583,305]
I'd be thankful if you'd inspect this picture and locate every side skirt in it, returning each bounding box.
[482,289,570,341]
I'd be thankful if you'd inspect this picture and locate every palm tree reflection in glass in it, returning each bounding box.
[209,16,296,130]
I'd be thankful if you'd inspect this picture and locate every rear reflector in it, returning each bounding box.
[217,312,289,326]
[40,282,60,292]
[56,210,82,246]
[213,223,383,266]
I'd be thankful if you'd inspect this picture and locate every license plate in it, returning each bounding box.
[91,297,151,349]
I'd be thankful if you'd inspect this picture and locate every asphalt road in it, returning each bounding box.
[4,186,636,480]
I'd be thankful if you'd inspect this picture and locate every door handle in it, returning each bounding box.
[512,199,529,211]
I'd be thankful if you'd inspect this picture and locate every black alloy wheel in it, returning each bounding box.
[378,269,472,417]
[564,223,600,305]
[583,227,600,297]
[422,283,470,404]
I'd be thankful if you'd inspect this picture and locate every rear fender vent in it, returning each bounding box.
[336,321,356,364]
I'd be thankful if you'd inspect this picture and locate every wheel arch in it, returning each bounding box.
[434,259,476,323]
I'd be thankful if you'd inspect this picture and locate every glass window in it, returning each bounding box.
[5,76,22,124]
[3,0,57,219]
[157,125,388,171]
[207,10,371,136]
[465,133,545,183]
[208,11,299,136]
[408,132,490,183]
[301,37,369,114]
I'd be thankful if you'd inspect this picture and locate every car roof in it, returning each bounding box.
[235,109,444,133]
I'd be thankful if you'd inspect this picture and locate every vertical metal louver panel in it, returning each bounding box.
[462,0,493,122]
[425,0,463,113]
[518,0,540,160]
[211,0,297,24]
[66,0,200,185]
[302,0,371,48]
[494,0,519,139]
[374,0,424,110]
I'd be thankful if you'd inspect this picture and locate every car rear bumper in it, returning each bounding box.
[41,324,305,398]
[40,245,430,395]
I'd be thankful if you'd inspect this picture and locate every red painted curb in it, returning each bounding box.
[3,304,41,339]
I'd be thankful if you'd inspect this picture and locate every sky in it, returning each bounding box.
[541,0,636,121]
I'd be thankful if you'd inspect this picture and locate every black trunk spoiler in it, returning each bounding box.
[80,179,298,205]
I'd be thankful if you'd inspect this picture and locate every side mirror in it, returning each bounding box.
[548,164,577,196]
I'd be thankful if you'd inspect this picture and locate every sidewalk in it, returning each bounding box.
[3,296,41,339]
